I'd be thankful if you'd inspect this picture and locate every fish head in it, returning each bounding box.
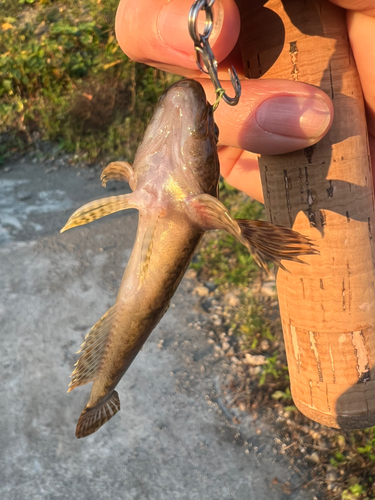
[133,79,220,198]
[157,79,214,133]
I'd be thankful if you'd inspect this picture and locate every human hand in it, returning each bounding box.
[115,0,373,202]
[330,0,375,178]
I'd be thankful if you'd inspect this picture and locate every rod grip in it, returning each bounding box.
[235,0,375,428]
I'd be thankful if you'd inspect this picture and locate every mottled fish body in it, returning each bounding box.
[62,80,316,438]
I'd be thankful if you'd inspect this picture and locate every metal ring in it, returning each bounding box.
[188,0,241,107]
[188,0,214,45]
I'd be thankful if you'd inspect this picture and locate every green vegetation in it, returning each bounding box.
[195,182,291,392]
[0,0,177,163]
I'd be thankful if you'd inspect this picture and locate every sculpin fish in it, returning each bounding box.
[61,79,316,438]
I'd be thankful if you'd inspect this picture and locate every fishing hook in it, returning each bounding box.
[188,0,241,106]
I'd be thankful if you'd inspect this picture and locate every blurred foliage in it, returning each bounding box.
[0,0,177,163]
[329,427,375,499]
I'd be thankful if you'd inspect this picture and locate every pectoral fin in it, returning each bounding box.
[61,193,138,232]
[186,194,243,239]
[187,193,318,270]
[101,161,135,189]
[235,219,318,271]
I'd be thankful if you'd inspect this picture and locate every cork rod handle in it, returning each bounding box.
[235,0,375,428]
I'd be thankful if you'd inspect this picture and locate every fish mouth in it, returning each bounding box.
[158,79,211,127]
[159,78,206,101]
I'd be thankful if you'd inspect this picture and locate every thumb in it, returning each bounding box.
[200,78,333,155]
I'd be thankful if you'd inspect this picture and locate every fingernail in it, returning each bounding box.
[158,0,223,54]
[256,96,331,139]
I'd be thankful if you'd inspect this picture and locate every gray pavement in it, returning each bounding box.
[0,161,316,500]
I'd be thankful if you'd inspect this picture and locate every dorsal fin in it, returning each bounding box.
[68,305,118,392]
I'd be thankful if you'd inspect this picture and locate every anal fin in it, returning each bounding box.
[68,304,118,392]
[61,193,138,232]
[76,390,120,438]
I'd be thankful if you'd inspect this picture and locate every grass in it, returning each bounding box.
[0,0,177,164]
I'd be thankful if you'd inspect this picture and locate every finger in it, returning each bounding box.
[329,0,375,16]
[346,10,375,137]
[115,0,240,77]
[199,78,333,155]
[218,147,264,203]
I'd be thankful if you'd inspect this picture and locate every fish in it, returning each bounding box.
[61,79,317,438]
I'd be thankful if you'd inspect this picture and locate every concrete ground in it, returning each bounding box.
[0,161,317,500]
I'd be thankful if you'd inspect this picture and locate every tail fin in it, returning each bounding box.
[76,390,120,438]
[236,219,318,271]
